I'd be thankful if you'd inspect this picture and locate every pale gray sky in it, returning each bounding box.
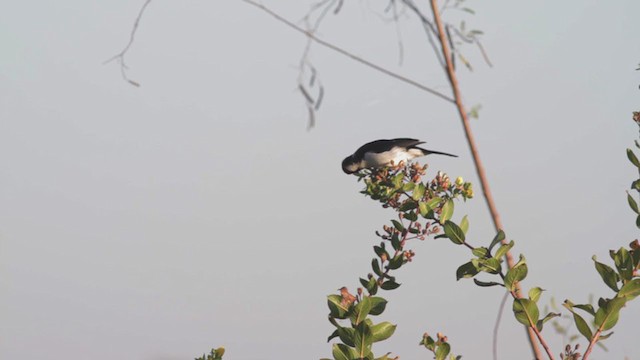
[1,1,639,359]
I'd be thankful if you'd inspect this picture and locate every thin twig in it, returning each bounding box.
[428,0,544,359]
[297,0,336,129]
[399,0,445,68]
[104,0,153,86]
[492,291,509,360]
[475,38,493,68]
[242,0,454,103]
[388,0,405,66]
[448,26,493,68]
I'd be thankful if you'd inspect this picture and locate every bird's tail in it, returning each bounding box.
[416,147,458,158]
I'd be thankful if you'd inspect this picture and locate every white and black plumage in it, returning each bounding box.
[342,138,457,174]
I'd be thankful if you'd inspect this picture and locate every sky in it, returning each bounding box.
[1,1,639,359]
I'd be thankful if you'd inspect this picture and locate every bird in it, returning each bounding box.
[342,138,457,174]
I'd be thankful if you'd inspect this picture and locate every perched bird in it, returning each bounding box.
[342,138,457,174]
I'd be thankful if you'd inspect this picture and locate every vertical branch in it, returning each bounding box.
[428,0,544,359]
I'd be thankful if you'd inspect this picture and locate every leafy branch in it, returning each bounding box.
[323,162,472,360]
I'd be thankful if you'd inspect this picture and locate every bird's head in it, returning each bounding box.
[342,156,361,174]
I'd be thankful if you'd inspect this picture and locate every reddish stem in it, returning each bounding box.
[428,1,544,358]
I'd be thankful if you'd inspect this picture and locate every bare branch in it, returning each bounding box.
[104,0,153,86]
[428,0,544,358]
[242,0,454,103]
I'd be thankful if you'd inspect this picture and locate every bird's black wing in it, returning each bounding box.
[354,138,425,157]
[386,138,425,149]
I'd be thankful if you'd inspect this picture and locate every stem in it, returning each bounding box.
[428,1,544,359]
[582,329,602,360]
[504,288,556,360]
[378,218,414,284]
[529,323,557,360]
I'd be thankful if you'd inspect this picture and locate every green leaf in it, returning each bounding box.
[353,297,372,325]
[380,280,401,290]
[372,259,382,276]
[456,261,479,280]
[418,201,430,217]
[529,287,544,303]
[327,294,350,319]
[336,327,356,347]
[632,244,640,268]
[572,312,593,341]
[390,233,401,251]
[405,211,418,221]
[440,199,454,223]
[627,148,640,168]
[371,322,396,342]
[494,240,515,260]
[592,256,620,292]
[628,193,639,214]
[618,279,640,300]
[369,297,388,316]
[573,303,596,316]
[373,245,388,259]
[435,342,451,360]
[489,230,506,252]
[477,257,502,274]
[367,278,378,295]
[504,262,528,291]
[426,197,442,210]
[412,183,426,200]
[594,297,626,331]
[327,329,339,342]
[391,220,404,232]
[403,182,415,192]
[613,247,634,281]
[387,254,403,270]
[599,331,614,340]
[392,172,404,188]
[460,215,469,234]
[513,254,527,268]
[536,312,560,331]
[374,354,393,360]
[399,201,417,212]
[472,247,488,258]
[332,343,358,360]
[462,7,475,14]
[473,278,503,287]
[512,298,540,326]
[443,221,465,245]
[354,321,374,359]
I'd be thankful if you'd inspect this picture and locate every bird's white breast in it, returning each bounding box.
[363,147,421,167]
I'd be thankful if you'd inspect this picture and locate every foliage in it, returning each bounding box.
[320,115,640,360]
[196,117,640,359]
[320,162,472,360]
[195,347,225,360]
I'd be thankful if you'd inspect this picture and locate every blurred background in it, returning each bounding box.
[1,1,639,359]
